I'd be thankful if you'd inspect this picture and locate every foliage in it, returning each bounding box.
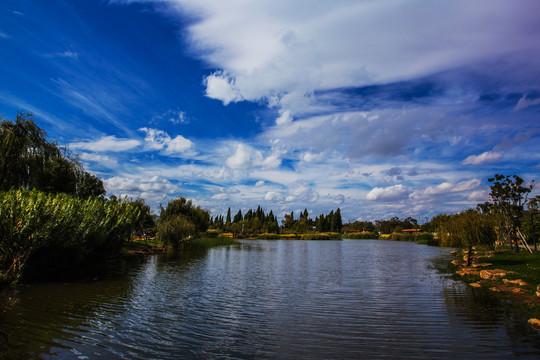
[256,233,281,240]
[342,221,376,233]
[301,233,330,240]
[343,232,379,239]
[438,209,496,265]
[157,197,210,249]
[375,217,419,233]
[478,174,534,252]
[179,237,238,249]
[0,113,105,198]
[390,232,416,242]
[211,205,279,234]
[131,198,155,237]
[0,188,141,283]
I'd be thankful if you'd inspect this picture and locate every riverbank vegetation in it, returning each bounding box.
[0,188,141,284]
[0,114,147,285]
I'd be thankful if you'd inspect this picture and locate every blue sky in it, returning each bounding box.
[1,0,540,222]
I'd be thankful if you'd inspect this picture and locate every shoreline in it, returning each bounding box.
[450,248,540,330]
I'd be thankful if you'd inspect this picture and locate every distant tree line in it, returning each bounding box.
[210,206,280,235]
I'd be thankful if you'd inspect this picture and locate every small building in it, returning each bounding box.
[402,229,422,234]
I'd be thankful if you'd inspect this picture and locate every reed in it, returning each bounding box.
[0,188,141,283]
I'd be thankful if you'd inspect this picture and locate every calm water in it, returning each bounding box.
[1,240,540,359]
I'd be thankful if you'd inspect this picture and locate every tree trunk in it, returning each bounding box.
[466,244,473,267]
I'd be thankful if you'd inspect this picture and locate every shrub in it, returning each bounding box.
[301,233,330,240]
[343,232,379,239]
[0,188,140,283]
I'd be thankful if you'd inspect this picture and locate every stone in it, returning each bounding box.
[456,268,480,276]
[503,279,528,287]
[479,269,515,280]
[528,318,540,331]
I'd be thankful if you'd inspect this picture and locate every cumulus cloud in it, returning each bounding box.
[285,183,319,203]
[104,176,179,202]
[462,151,503,165]
[71,135,141,152]
[225,142,281,169]
[264,191,285,202]
[139,127,193,155]
[366,184,409,202]
[204,72,243,105]
[211,193,229,201]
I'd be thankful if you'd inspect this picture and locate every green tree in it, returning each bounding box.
[480,174,534,252]
[76,172,106,199]
[438,209,496,266]
[0,113,105,197]
[226,207,232,226]
[132,198,155,239]
[333,208,343,233]
[233,209,243,223]
[157,197,210,249]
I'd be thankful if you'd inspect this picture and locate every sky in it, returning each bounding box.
[1,0,540,222]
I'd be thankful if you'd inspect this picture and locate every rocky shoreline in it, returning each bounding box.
[451,248,540,330]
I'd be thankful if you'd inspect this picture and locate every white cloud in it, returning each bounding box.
[104,176,179,201]
[78,152,118,166]
[462,151,503,165]
[264,191,285,202]
[333,194,345,205]
[71,135,141,152]
[204,72,243,105]
[366,184,409,202]
[147,0,540,114]
[285,182,319,203]
[211,193,229,201]
[468,190,488,202]
[420,179,481,196]
[255,180,265,187]
[165,135,193,154]
[514,94,540,111]
[276,110,293,125]
[225,142,281,169]
[301,151,322,163]
[139,127,193,155]
[226,143,259,168]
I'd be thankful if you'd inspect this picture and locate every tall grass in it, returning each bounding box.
[0,188,140,283]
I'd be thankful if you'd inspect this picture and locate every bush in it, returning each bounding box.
[343,232,379,239]
[302,233,330,240]
[256,233,281,240]
[0,188,140,283]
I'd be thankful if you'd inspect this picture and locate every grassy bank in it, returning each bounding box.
[180,237,239,249]
[451,248,540,325]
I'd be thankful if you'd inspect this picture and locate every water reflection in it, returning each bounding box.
[1,240,540,359]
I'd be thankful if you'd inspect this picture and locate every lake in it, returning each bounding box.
[1,239,540,359]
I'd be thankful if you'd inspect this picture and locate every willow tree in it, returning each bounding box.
[0,113,105,198]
